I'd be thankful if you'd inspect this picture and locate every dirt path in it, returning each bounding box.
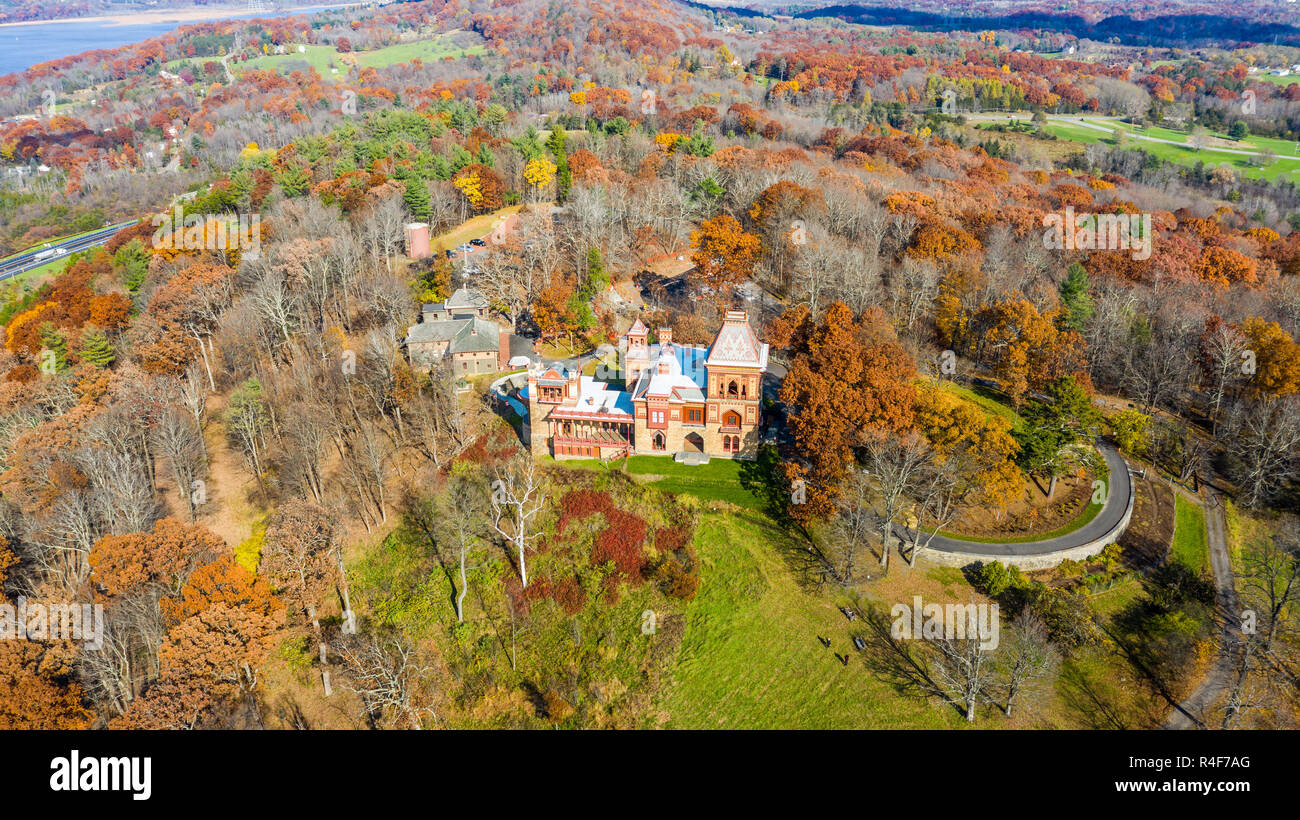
[1163,488,1241,729]
[195,397,261,550]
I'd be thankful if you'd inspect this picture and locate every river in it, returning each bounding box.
[0,5,354,77]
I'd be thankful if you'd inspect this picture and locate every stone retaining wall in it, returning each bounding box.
[919,473,1137,571]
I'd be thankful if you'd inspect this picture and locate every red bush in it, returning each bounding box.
[552,576,586,614]
[592,508,649,580]
[557,489,614,533]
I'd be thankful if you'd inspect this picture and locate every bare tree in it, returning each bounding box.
[931,631,996,723]
[490,455,547,588]
[334,633,438,730]
[151,406,206,522]
[1201,321,1250,434]
[861,431,932,572]
[995,611,1059,718]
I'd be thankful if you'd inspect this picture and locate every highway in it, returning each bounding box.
[0,220,138,283]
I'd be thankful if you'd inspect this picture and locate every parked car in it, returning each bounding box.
[508,355,532,368]
[444,249,456,258]
[470,238,486,247]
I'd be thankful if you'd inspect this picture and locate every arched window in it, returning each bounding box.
[653,432,666,451]
[722,411,741,429]
[727,379,739,397]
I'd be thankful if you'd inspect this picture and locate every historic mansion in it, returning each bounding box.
[526,310,769,460]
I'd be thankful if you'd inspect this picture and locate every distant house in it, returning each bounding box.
[405,287,507,379]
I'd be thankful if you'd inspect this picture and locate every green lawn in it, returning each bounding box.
[662,510,964,728]
[431,205,521,251]
[553,454,765,510]
[1109,120,1300,158]
[1170,494,1209,574]
[210,37,486,82]
[1252,72,1300,87]
[355,40,486,69]
[1042,121,1300,181]
[942,381,1023,426]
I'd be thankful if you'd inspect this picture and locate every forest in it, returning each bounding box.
[0,0,1296,731]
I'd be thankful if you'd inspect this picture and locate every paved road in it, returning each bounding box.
[966,113,1300,163]
[0,220,136,282]
[916,441,1134,558]
[1164,488,1240,729]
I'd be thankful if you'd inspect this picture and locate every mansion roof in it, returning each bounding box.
[631,342,708,404]
[705,310,769,369]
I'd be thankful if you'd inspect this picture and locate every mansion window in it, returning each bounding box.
[538,386,563,404]
[722,435,739,453]
[727,379,739,397]
[652,432,666,451]
[651,410,665,425]
[721,411,741,430]
[684,407,703,425]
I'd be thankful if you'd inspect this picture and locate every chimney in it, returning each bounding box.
[658,327,672,346]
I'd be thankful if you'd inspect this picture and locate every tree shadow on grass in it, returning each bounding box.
[737,445,795,527]
[1057,659,1136,729]
[852,602,966,721]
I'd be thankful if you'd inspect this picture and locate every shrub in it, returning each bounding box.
[656,557,700,600]
[552,576,587,614]
[591,508,649,580]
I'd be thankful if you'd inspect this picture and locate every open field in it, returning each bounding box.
[188,36,487,81]
[1107,120,1300,158]
[1252,72,1300,86]
[941,381,1024,426]
[663,511,965,728]
[553,455,764,510]
[431,204,521,251]
[1038,120,1300,181]
[1170,494,1210,574]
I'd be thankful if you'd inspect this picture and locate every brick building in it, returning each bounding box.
[526,310,768,459]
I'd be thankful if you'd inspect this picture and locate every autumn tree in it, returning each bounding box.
[90,518,225,598]
[260,498,338,620]
[780,303,917,520]
[688,214,762,308]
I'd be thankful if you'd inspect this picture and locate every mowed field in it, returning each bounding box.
[1038,120,1300,181]
[168,35,485,82]
[662,511,967,728]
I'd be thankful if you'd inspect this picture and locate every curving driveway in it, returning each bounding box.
[916,441,1134,559]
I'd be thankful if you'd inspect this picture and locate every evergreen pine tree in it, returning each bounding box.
[80,327,116,369]
[1059,262,1094,331]
[403,178,431,220]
